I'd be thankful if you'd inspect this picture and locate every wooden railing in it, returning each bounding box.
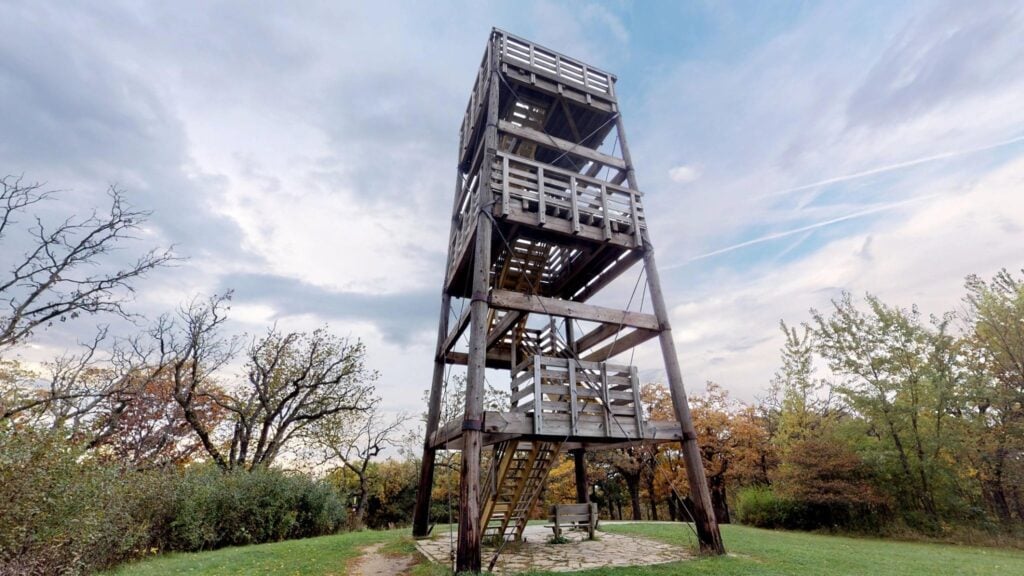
[445,150,646,289]
[459,30,618,169]
[446,174,481,288]
[496,30,614,99]
[510,356,645,438]
[459,41,493,165]
[492,151,645,246]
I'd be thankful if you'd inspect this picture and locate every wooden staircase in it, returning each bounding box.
[480,440,562,543]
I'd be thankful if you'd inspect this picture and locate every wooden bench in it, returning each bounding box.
[547,502,598,539]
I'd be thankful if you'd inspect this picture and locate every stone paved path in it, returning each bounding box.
[415,523,690,574]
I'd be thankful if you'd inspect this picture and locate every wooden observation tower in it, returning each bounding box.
[412,29,725,572]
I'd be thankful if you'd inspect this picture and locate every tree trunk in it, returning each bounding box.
[646,473,659,521]
[709,476,730,524]
[353,480,369,529]
[624,473,643,520]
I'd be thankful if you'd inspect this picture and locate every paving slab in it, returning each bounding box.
[415,523,690,574]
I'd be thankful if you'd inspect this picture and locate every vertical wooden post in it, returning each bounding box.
[501,154,510,217]
[532,355,543,434]
[412,293,452,537]
[572,448,589,504]
[414,159,471,539]
[599,184,611,240]
[569,175,580,234]
[537,166,547,226]
[600,363,611,434]
[614,114,725,555]
[456,34,500,574]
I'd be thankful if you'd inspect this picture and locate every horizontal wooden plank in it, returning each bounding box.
[553,513,592,522]
[496,151,639,197]
[500,201,637,248]
[444,350,513,369]
[438,306,472,357]
[575,323,623,354]
[554,504,593,514]
[429,410,682,449]
[498,120,626,170]
[540,356,635,374]
[488,289,659,331]
[582,328,660,362]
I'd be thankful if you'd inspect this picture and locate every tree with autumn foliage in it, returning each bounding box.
[92,368,227,468]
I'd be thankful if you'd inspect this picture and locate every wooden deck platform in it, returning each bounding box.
[429,410,683,451]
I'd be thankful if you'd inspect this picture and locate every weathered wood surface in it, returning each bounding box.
[581,328,659,362]
[548,502,598,540]
[430,411,682,450]
[488,289,658,330]
[498,121,625,171]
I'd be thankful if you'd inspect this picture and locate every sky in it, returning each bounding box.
[2,0,1024,422]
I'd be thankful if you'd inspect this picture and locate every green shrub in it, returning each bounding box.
[735,486,800,529]
[0,428,153,575]
[165,465,346,551]
[0,428,347,574]
[735,485,886,532]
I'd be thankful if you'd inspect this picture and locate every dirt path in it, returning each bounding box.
[349,543,417,576]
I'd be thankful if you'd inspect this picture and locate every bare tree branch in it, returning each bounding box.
[0,176,177,349]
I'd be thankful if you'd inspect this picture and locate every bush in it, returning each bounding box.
[0,428,152,575]
[735,485,887,532]
[735,486,802,529]
[165,465,346,551]
[0,428,347,574]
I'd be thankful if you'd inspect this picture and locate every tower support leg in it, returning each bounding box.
[456,212,492,573]
[612,111,725,555]
[413,293,452,538]
[644,248,725,554]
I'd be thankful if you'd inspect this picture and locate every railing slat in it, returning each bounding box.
[501,155,510,217]
[570,175,580,234]
[629,191,643,247]
[533,355,543,434]
[631,365,644,439]
[569,361,579,435]
[537,166,546,226]
[600,364,611,434]
[600,185,612,240]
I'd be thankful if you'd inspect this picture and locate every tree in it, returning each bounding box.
[811,292,960,522]
[0,177,174,427]
[219,327,377,469]
[771,322,828,449]
[150,296,379,471]
[774,435,889,529]
[92,368,227,468]
[148,293,238,469]
[961,269,1024,522]
[0,176,174,350]
[307,399,405,528]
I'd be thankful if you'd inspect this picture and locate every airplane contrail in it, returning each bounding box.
[764,134,1024,198]
[665,195,934,269]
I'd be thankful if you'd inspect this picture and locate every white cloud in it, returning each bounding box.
[667,154,1024,401]
[668,164,701,184]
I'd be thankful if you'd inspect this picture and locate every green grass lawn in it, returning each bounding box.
[102,529,404,576]
[598,523,1024,576]
[104,523,1024,576]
